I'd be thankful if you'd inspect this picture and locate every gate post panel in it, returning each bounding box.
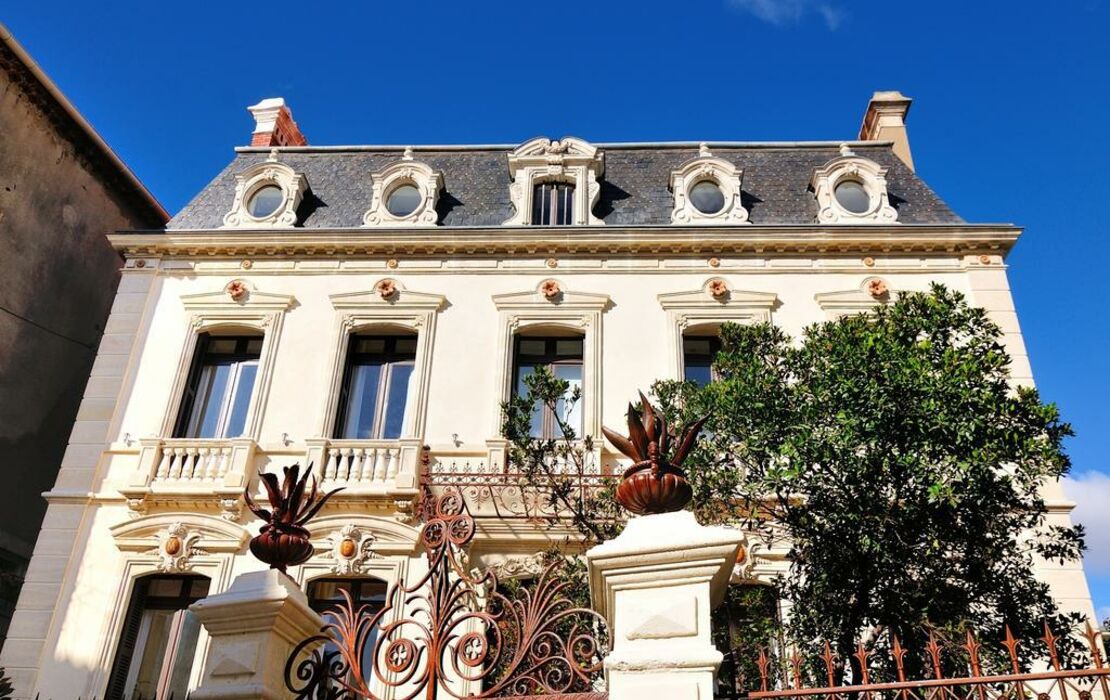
[587,510,743,700]
[190,569,323,700]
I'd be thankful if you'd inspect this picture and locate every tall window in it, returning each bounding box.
[308,578,388,685]
[512,336,584,439]
[175,334,262,438]
[531,182,574,226]
[106,575,211,700]
[683,334,722,386]
[335,335,417,440]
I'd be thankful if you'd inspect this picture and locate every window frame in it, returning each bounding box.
[105,574,211,700]
[334,334,419,440]
[511,335,586,439]
[530,181,576,226]
[681,333,723,385]
[174,334,263,439]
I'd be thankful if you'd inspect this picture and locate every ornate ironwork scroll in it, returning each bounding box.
[285,490,607,699]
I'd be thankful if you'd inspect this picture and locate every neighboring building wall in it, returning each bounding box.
[0,27,165,649]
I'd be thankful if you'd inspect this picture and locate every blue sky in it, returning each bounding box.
[6,1,1110,614]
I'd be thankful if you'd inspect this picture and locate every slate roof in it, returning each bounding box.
[167,143,962,230]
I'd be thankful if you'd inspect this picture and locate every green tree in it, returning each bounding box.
[654,284,1086,677]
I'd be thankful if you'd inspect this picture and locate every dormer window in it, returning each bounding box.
[505,137,605,226]
[363,151,444,227]
[531,182,575,226]
[222,152,309,228]
[811,144,899,224]
[670,145,749,225]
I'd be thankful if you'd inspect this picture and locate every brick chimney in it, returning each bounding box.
[858,91,913,171]
[247,97,307,147]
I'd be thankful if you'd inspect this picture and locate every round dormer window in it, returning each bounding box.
[386,184,422,217]
[833,180,871,214]
[248,185,285,218]
[689,180,725,215]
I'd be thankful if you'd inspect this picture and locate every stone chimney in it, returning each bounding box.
[247,97,307,147]
[858,90,913,171]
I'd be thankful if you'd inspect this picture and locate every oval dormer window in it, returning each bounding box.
[386,184,422,217]
[248,185,285,218]
[689,180,725,215]
[833,180,871,214]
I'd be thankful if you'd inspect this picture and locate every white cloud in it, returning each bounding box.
[1063,471,1110,575]
[728,0,846,30]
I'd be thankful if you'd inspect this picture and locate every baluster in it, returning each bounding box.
[324,448,338,480]
[363,448,377,482]
[203,447,219,480]
[168,447,183,479]
[372,448,387,482]
[348,448,363,481]
[337,447,352,481]
[189,447,205,480]
[386,447,399,480]
[155,447,172,480]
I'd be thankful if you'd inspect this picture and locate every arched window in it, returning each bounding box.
[174,332,263,438]
[335,333,418,440]
[512,334,584,438]
[682,332,723,386]
[106,574,211,700]
[531,182,575,226]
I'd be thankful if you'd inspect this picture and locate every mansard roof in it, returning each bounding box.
[167,141,962,230]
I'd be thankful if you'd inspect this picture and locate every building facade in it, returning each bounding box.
[0,92,1095,699]
[0,24,167,646]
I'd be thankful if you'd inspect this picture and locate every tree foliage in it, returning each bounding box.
[655,284,1086,674]
[501,285,1086,681]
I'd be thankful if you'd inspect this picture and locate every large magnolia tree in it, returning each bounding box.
[504,285,1086,681]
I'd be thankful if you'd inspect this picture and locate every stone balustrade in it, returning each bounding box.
[304,437,422,493]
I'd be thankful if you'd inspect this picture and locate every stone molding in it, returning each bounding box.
[160,281,296,440]
[319,281,446,439]
[503,137,605,226]
[670,144,749,225]
[814,277,899,318]
[490,283,611,440]
[363,153,444,227]
[811,144,899,224]
[658,282,778,380]
[221,154,308,228]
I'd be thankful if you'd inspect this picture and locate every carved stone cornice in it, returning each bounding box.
[109,225,1021,259]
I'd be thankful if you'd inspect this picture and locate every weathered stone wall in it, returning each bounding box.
[0,50,162,646]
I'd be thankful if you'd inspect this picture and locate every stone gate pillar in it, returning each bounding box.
[190,569,323,700]
[587,510,744,700]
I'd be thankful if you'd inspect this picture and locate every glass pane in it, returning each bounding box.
[206,338,239,354]
[531,184,547,225]
[514,363,544,438]
[381,362,414,439]
[684,362,714,386]
[559,184,574,225]
[555,339,583,358]
[165,611,202,698]
[394,337,418,355]
[690,180,725,214]
[386,184,423,217]
[130,609,175,699]
[553,364,583,435]
[189,364,231,438]
[342,364,382,439]
[187,578,210,598]
[834,180,871,213]
[683,337,712,355]
[225,361,258,438]
[245,338,264,354]
[147,578,186,598]
[517,339,547,357]
[248,185,285,218]
[356,338,387,355]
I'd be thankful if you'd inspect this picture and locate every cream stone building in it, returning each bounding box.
[0,92,1096,699]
